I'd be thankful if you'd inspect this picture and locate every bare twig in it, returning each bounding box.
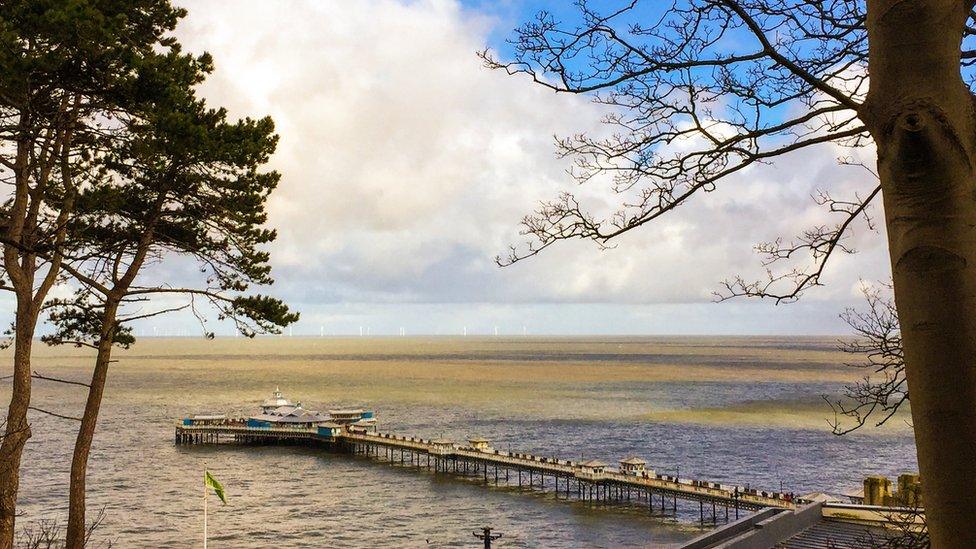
[486,0,872,278]
[825,282,908,435]
[27,406,82,422]
[31,372,91,388]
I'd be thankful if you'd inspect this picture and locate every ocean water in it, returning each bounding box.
[5,337,917,547]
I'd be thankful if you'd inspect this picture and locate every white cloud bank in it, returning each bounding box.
[157,0,892,335]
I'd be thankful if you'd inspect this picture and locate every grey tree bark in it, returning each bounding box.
[866,1,976,544]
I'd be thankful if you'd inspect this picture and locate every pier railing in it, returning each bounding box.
[337,430,789,509]
[178,422,311,432]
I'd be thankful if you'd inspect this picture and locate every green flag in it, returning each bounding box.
[205,471,227,505]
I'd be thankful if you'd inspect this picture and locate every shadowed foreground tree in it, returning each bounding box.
[0,1,184,544]
[485,1,976,544]
[871,504,930,549]
[832,286,931,549]
[40,43,297,547]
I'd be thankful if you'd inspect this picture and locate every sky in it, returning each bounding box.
[55,0,895,336]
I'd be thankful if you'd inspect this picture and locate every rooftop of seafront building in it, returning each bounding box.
[251,389,376,426]
[261,387,293,410]
[250,407,332,424]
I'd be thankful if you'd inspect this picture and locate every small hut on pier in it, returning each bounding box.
[316,422,343,438]
[577,459,608,480]
[619,456,649,476]
[430,439,456,455]
[182,413,227,426]
[329,409,378,432]
[467,437,492,452]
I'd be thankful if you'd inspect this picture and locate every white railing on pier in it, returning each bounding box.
[338,430,790,508]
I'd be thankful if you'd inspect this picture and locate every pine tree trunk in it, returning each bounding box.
[0,128,35,549]
[0,305,36,549]
[867,1,976,545]
[65,301,119,549]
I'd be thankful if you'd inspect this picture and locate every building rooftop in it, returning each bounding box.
[261,387,293,409]
[579,459,608,468]
[799,491,844,504]
[678,503,912,548]
[619,456,646,465]
[265,405,299,416]
[190,413,226,420]
[775,519,891,548]
[251,404,330,424]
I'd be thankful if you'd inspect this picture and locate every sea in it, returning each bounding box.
[5,336,917,547]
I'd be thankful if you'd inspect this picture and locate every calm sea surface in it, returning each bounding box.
[5,337,917,547]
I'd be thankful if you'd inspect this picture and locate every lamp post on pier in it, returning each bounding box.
[473,527,502,548]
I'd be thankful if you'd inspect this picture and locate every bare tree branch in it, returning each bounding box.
[486,0,872,286]
[30,372,91,388]
[27,407,82,422]
[717,183,881,302]
[825,282,908,435]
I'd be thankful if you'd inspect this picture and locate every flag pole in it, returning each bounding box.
[203,468,208,549]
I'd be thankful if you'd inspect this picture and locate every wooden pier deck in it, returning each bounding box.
[176,422,795,522]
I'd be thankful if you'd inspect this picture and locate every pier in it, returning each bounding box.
[175,390,917,546]
[175,421,795,523]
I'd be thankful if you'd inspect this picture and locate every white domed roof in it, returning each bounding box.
[262,386,292,409]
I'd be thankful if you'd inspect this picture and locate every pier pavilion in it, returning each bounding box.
[260,386,292,413]
[246,405,331,428]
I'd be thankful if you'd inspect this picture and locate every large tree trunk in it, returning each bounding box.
[65,301,119,549]
[867,1,976,545]
[0,305,37,549]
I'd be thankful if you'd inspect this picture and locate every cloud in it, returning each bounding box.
[162,0,891,334]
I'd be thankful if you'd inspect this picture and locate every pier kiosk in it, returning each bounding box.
[619,456,650,476]
[468,437,492,452]
[577,459,609,481]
